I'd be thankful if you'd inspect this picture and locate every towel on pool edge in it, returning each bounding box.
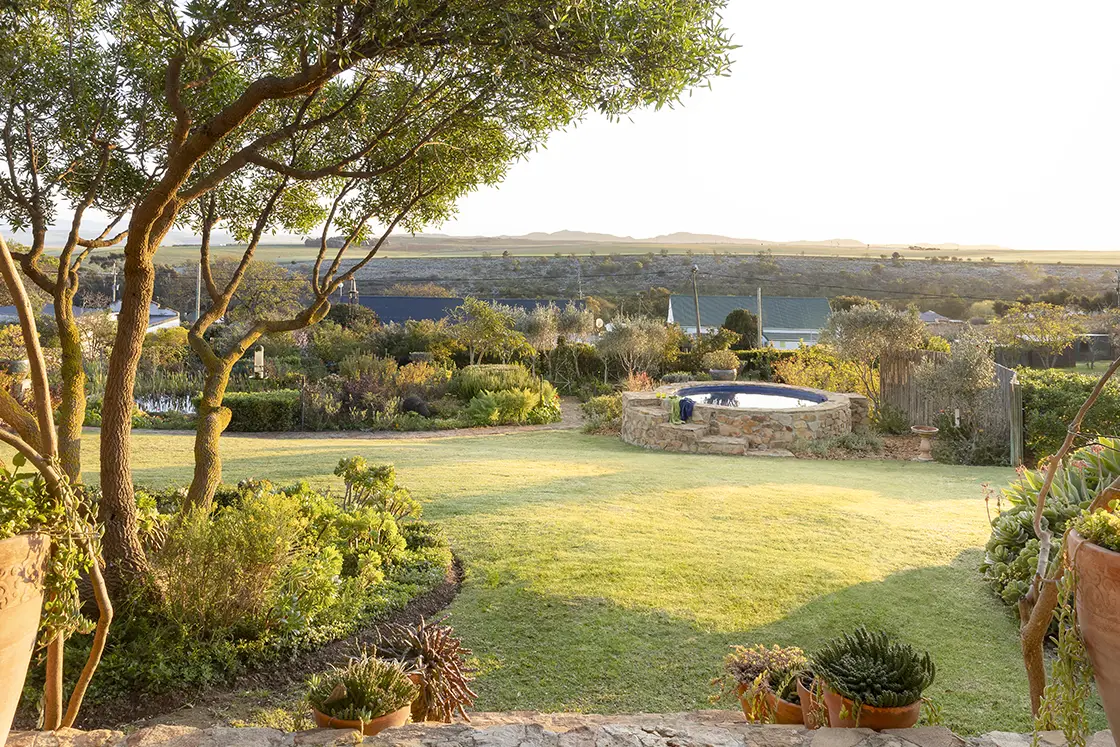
[667,395,682,423]
[679,397,695,422]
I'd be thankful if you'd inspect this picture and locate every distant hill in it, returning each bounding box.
[515,230,634,242]
[638,232,765,245]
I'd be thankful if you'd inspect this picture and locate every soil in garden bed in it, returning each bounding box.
[52,556,463,732]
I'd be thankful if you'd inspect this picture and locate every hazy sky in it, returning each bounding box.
[437,1,1120,250]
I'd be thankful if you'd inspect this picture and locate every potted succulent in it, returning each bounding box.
[713,644,807,724]
[1065,505,1120,735]
[307,654,419,735]
[376,616,478,722]
[702,350,741,381]
[0,234,111,744]
[811,627,935,730]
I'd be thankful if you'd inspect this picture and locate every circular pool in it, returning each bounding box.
[675,383,827,409]
[620,381,868,456]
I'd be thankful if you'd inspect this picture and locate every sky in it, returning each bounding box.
[15,1,1120,251]
[435,1,1120,250]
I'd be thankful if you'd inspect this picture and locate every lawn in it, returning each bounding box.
[72,428,1040,734]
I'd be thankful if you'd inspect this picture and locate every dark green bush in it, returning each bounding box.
[221,389,301,432]
[930,411,1009,466]
[735,348,797,380]
[1019,368,1120,460]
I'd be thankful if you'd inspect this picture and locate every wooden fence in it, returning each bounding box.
[880,350,1024,466]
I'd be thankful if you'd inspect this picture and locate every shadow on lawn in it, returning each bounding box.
[453,548,1040,735]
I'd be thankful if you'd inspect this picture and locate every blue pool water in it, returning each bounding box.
[677,384,825,409]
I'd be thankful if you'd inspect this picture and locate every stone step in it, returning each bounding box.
[698,435,748,455]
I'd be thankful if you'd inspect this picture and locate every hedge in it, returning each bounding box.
[1018,368,1120,459]
[734,348,797,371]
[220,389,301,432]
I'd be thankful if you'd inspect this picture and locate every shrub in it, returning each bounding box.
[624,371,655,391]
[1073,506,1120,552]
[396,361,451,400]
[464,392,500,426]
[873,403,910,435]
[449,364,535,400]
[525,380,563,425]
[150,491,307,636]
[772,346,867,398]
[930,410,1008,466]
[812,627,935,708]
[735,348,797,381]
[980,440,1111,606]
[222,389,301,431]
[90,476,452,698]
[1019,368,1120,460]
[794,431,884,458]
[307,655,418,722]
[376,617,478,721]
[716,645,807,709]
[701,349,740,371]
[582,393,622,434]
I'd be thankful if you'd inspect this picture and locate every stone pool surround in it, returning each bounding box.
[621,382,869,456]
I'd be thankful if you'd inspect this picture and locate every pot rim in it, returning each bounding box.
[822,685,922,714]
[311,704,411,730]
[1069,528,1120,560]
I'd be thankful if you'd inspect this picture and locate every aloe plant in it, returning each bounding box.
[812,627,935,708]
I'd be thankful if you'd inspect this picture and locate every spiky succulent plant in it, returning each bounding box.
[376,616,477,722]
[307,655,417,722]
[811,627,935,708]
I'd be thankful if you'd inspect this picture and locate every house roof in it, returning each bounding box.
[355,296,582,325]
[668,295,831,331]
[919,310,960,324]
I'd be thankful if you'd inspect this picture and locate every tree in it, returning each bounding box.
[597,315,672,379]
[722,309,759,349]
[821,304,925,411]
[519,304,559,374]
[452,298,530,365]
[991,302,1087,369]
[2,1,732,585]
[830,295,879,312]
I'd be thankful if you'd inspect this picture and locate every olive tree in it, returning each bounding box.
[0,1,732,587]
[821,304,925,411]
[597,315,672,379]
[991,302,1086,369]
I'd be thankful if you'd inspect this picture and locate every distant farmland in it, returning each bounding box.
[98,236,1120,268]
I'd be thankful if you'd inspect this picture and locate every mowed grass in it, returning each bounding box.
[68,429,1041,734]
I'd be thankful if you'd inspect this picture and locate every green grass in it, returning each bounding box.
[70,429,1048,734]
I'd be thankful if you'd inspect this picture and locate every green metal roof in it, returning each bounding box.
[669,295,832,331]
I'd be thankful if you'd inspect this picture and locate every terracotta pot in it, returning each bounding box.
[0,533,50,747]
[1069,530,1120,736]
[735,684,802,724]
[796,678,828,729]
[821,687,921,730]
[312,704,411,735]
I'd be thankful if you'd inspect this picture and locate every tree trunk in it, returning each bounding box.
[184,361,234,512]
[53,295,85,482]
[98,246,155,589]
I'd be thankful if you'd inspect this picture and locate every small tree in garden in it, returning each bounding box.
[913,331,996,414]
[821,304,924,411]
[722,309,759,350]
[597,316,672,379]
[991,302,1086,369]
[520,305,560,375]
[452,298,531,365]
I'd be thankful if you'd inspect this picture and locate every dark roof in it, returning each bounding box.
[669,295,831,331]
[354,296,582,325]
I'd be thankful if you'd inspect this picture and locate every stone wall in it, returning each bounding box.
[621,383,856,457]
[9,712,1113,747]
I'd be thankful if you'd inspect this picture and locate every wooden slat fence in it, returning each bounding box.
[880,350,1023,466]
